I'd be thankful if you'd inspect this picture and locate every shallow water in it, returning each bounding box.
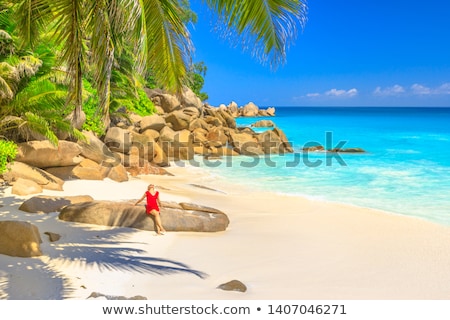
[186,107,450,226]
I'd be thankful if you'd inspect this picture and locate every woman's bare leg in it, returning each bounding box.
[151,210,166,234]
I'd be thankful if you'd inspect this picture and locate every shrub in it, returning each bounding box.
[0,139,17,174]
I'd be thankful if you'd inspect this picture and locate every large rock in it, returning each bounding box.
[252,120,275,128]
[11,178,43,196]
[273,128,294,153]
[58,201,230,232]
[78,131,117,166]
[106,163,129,182]
[257,130,286,154]
[140,114,166,132]
[153,93,181,113]
[104,127,132,154]
[241,102,259,117]
[165,110,193,131]
[192,128,208,146]
[159,126,176,143]
[117,149,170,176]
[227,101,240,117]
[189,118,210,132]
[19,195,94,213]
[159,128,194,161]
[3,161,64,191]
[181,87,203,110]
[47,158,110,181]
[266,107,276,116]
[130,131,157,162]
[72,158,109,180]
[45,161,128,182]
[0,221,42,257]
[217,109,237,129]
[206,127,229,147]
[229,131,263,155]
[15,140,83,168]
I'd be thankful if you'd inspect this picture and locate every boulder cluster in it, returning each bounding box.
[2,87,292,195]
[110,88,292,170]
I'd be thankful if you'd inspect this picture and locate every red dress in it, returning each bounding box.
[145,191,160,214]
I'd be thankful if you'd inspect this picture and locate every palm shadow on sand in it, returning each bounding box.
[45,222,208,275]
[0,215,207,299]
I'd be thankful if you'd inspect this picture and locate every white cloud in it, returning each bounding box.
[411,83,432,95]
[410,83,450,95]
[436,83,450,94]
[304,88,358,99]
[325,88,358,97]
[373,85,405,96]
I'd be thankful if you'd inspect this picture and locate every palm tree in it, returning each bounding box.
[12,0,306,128]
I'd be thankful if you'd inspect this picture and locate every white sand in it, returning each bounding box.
[1,165,450,300]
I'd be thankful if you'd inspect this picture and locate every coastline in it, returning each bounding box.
[1,164,450,300]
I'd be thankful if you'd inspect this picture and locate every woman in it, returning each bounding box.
[135,184,166,235]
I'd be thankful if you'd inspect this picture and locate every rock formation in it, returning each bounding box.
[58,200,230,233]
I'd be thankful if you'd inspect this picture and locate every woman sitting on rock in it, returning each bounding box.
[135,184,166,235]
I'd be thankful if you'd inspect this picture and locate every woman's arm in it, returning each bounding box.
[157,192,161,207]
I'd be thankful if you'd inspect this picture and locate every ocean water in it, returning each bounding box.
[188,107,450,226]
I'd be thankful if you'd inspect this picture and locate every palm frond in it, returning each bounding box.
[22,111,59,145]
[13,0,52,49]
[50,0,86,125]
[139,0,193,93]
[86,0,113,127]
[0,61,19,101]
[205,0,307,66]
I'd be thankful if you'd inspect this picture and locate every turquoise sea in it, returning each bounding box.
[188,107,450,226]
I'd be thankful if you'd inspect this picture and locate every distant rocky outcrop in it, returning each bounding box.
[58,200,230,232]
[0,221,42,257]
[251,120,275,127]
[303,145,366,153]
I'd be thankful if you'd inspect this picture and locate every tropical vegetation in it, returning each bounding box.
[0,0,306,174]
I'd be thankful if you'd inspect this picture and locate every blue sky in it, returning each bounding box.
[188,0,450,107]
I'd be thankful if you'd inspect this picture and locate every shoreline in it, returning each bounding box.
[1,165,450,299]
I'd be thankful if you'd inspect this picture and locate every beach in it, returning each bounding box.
[1,165,450,300]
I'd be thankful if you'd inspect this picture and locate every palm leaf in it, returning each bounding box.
[22,111,59,145]
[138,0,193,93]
[0,61,19,102]
[85,0,114,127]
[50,0,86,127]
[13,0,52,49]
[205,0,307,66]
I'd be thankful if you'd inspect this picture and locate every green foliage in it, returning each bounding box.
[188,62,208,101]
[0,29,14,57]
[2,76,84,144]
[179,0,198,24]
[81,79,105,136]
[129,89,157,116]
[0,139,17,174]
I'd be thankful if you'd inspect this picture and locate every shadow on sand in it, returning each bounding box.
[0,206,208,299]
